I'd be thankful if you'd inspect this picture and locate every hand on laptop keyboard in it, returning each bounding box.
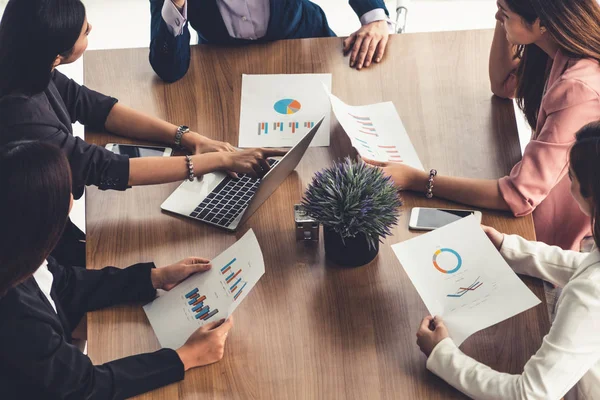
[221,148,287,178]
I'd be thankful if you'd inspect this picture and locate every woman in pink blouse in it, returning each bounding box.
[368,0,600,250]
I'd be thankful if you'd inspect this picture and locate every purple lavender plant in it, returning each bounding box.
[302,158,403,249]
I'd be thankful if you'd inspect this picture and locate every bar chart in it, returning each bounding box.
[220,258,248,301]
[257,121,315,135]
[349,114,379,137]
[378,145,403,162]
[184,288,219,321]
[354,137,378,159]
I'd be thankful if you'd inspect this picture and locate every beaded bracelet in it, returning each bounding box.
[425,169,437,199]
[185,155,195,182]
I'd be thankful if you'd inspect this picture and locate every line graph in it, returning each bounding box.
[447,277,483,298]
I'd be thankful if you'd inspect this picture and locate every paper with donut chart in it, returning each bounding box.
[328,91,424,170]
[391,216,540,345]
[238,74,332,148]
[143,229,265,349]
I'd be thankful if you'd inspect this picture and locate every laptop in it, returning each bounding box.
[161,117,324,231]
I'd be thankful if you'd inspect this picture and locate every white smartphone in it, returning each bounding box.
[409,207,482,231]
[105,143,173,158]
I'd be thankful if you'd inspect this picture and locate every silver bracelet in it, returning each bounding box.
[185,155,194,181]
[426,169,437,199]
[174,125,190,147]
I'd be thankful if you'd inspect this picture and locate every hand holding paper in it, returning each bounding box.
[144,229,265,349]
[327,91,424,170]
[392,216,540,345]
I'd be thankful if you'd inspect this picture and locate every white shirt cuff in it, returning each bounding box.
[162,0,188,36]
[360,8,394,33]
[426,337,459,375]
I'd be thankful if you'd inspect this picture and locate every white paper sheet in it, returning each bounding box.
[143,229,265,349]
[328,91,424,170]
[392,216,540,345]
[238,74,332,148]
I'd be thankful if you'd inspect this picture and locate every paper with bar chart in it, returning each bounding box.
[327,92,424,170]
[238,74,332,148]
[391,216,540,345]
[143,229,265,349]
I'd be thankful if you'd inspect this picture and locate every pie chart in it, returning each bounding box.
[274,99,302,115]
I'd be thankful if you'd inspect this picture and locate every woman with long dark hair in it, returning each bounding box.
[367,0,600,251]
[0,140,234,399]
[0,0,283,266]
[416,121,600,399]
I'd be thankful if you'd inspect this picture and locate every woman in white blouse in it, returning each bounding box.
[416,121,600,399]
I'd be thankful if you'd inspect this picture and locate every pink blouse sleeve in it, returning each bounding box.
[499,79,599,217]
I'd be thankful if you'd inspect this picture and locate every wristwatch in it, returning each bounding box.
[174,125,190,147]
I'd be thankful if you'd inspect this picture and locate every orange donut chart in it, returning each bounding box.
[432,248,462,274]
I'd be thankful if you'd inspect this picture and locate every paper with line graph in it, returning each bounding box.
[143,229,265,349]
[238,74,332,148]
[328,92,424,170]
[392,216,540,345]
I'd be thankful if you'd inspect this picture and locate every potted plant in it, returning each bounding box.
[302,158,402,267]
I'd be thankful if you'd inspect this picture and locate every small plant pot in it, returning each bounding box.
[323,227,379,267]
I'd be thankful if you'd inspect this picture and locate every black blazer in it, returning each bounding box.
[0,71,130,199]
[0,258,184,400]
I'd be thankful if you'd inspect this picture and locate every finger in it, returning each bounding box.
[419,316,434,332]
[364,37,380,68]
[215,317,234,333]
[343,33,356,53]
[201,318,225,332]
[355,36,373,69]
[187,257,211,264]
[228,171,240,179]
[350,34,365,67]
[375,35,388,63]
[251,161,265,178]
[189,262,212,273]
[261,148,287,158]
[242,164,258,178]
[362,157,388,168]
[258,157,271,174]
[433,316,445,328]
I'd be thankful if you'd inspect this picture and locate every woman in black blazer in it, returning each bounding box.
[0,141,234,399]
[0,0,284,266]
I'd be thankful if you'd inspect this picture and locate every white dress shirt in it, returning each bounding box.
[427,235,600,400]
[33,260,57,313]
[162,0,390,38]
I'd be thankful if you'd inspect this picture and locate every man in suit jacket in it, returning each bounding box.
[150,0,391,82]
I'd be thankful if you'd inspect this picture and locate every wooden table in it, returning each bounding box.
[85,30,550,399]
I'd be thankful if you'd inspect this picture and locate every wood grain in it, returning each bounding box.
[84,30,549,399]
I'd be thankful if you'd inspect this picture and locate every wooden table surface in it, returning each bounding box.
[84,30,550,399]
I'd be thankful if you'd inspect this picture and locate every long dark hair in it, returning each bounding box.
[0,141,72,295]
[504,0,600,129]
[0,0,86,97]
[570,121,600,247]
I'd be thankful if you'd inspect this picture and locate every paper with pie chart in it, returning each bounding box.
[392,216,540,345]
[328,91,424,170]
[143,229,265,349]
[238,74,332,148]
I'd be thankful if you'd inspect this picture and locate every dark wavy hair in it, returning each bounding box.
[0,141,72,295]
[0,0,86,97]
[570,121,600,247]
[504,0,600,129]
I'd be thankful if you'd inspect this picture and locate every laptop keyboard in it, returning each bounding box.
[189,159,279,228]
